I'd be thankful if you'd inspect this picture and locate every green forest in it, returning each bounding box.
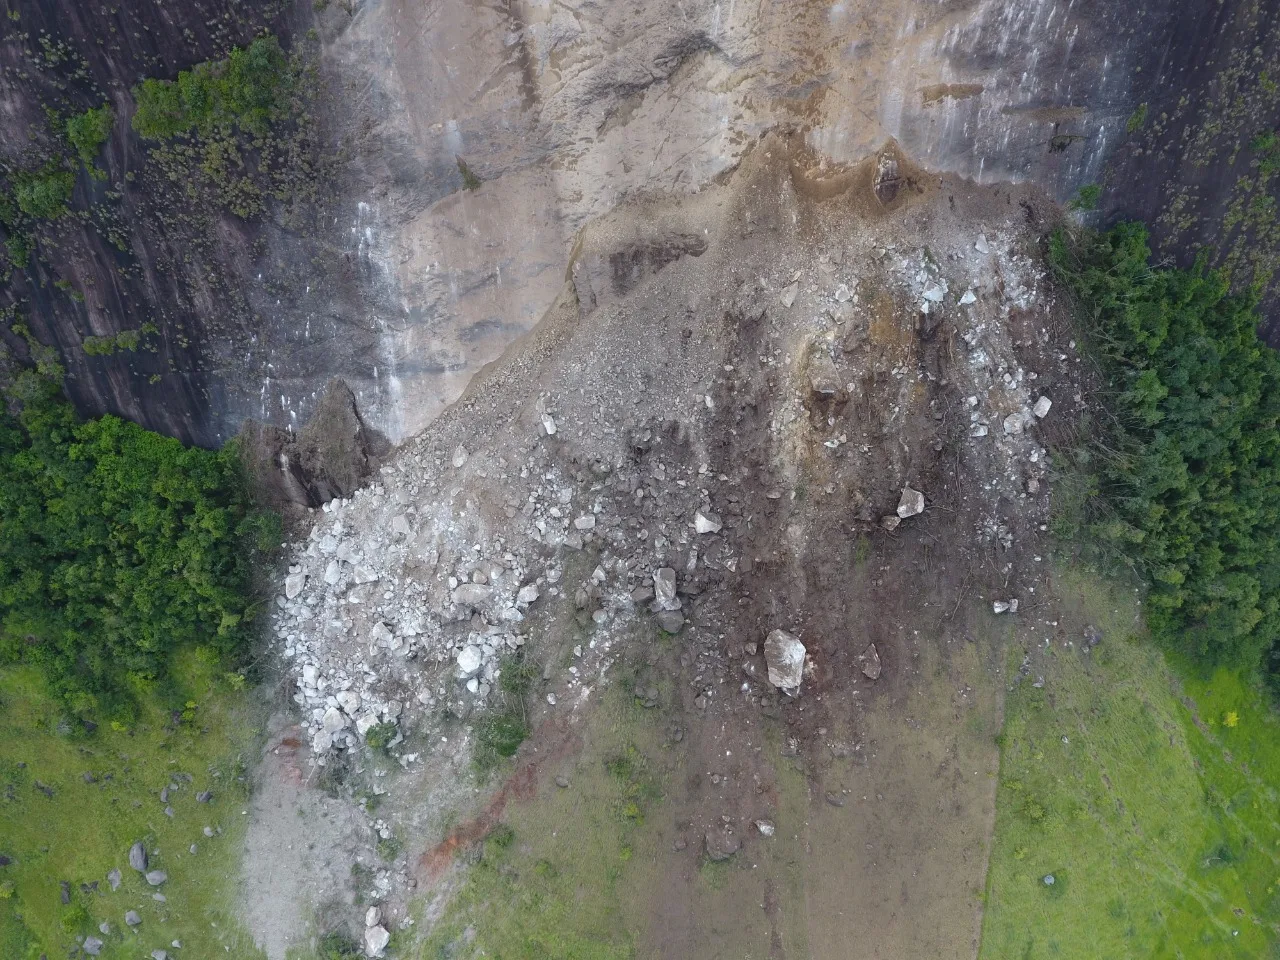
[1051,223,1280,672]
[0,373,275,717]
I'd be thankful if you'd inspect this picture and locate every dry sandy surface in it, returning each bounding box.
[240,133,1088,958]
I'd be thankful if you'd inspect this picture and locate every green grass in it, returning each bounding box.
[980,569,1280,959]
[417,685,671,959]
[0,651,266,959]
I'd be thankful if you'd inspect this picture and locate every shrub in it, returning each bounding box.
[318,930,361,959]
[1050,223,1280,670]
[1068,183,1102,212]
[132,36,294,140]
[1125,103,1148,134]
[0,373,277,712]
[65,104,114,165]
[473,710,528,770]
[364,721,398,753]
[12,164,74,219]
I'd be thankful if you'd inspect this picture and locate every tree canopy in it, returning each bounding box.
[0,374,275,713]
[1051,223,1280,670]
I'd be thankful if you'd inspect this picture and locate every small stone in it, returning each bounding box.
[656,609,685,634]
[653,568,680,611]
[764,629,806,692]
[859,643,882,680]
[825,791,846,807]
[152,952,169,960]
[694,511,722,535]
[370,621,394,646]
[1003,413,1025,435]
[124,910,141,927]
[196,790,212,804]
[881,515,901,531]
[456,645,483,678]
[922,282,946,302]
[365,924,391,957]
[1033,395,1052,418]
[516,584,539,606]
[145,870,167,887]
[975,234,990,254]
[755,819,776,837]
[541,413,557,436]
[128,841,148,872]
[896,487,925,519]
[285,572,306,599]
[83,936,104,956]
[992,601,1010,614]
[959,289,977,305]
[391,515,412,538]
[780,282,799,308]
[451,445,468,468]
[365,906,382,928]
[555,775,570,788]
[573,514,596,531]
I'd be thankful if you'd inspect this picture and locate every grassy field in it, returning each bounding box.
[415,677,677,960]
[0,652,267,960]
[979,569,1280,959]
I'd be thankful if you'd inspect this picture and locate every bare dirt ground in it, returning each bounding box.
[243,132,1089,958]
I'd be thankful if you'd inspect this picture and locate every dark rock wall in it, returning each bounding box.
[0,0,311,446]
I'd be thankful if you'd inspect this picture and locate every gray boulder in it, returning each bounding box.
[764,629,806,692]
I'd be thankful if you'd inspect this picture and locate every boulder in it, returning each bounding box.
[453,583,493,607]
[859,643,882,680]
[285,572,307,599]
[694,511,722,534]
[764,630,806,691]
[704,826,741,862]
[896,487,925,519]
[655,609,685,634]
[364,924,391,957]
[457,645,483,678]
[321,707,347,735]
[128,841,148,872]
[337,689,362,714]
[653,568,680,611]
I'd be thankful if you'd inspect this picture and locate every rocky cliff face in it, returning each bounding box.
[2,0,1276,452]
